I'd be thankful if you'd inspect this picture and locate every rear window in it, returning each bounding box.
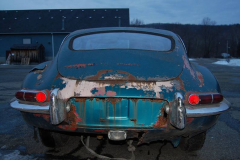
[72,32,172,51]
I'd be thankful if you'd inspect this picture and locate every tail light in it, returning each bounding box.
[188,94,200,105]
[188,93,223,105]
[15,90,49,103]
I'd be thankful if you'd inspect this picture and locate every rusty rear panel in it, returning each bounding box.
[69,97,167,128]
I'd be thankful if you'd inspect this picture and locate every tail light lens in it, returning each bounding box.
[15,91,24,101]
[15,90,49,103]
[188,93,223,105]
[25,92,36,102]
[36,92,47,102]
[198,95,212,104]
[213,94,223,103]
[188,94,200,105]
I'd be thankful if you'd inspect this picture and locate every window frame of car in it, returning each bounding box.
[176,34,187,54]
[68,30,176,52]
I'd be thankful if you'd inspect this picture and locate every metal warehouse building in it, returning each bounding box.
[0,9,129,63]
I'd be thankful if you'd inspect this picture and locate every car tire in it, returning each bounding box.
[179,131,206,152]
[38,128,73,148]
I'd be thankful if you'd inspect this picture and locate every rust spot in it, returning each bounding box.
[106,91,117,97]
[117,63,139,66]
[95,98,106,102]
[153,108,167,128]
[175,77,186,91]
[130,119,137,123]
[186,118,194,124]
[65,63,95,68]
[106,98,121,105]
[116,70,137,81]
[86,70,113,80]
[196,71,204,87]
[75,98,86,103]
[54,73,62,80]
[99,118,106,122]
[131,99,138,125]
[131,98,138,104]
[58,105,82,131]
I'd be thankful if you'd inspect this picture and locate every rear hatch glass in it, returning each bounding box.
[72,32,172,51]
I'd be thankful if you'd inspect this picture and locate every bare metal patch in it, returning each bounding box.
[59,78,176,99]
[37,74,42,80]
[196,71,204,87]
[182,54,195,79]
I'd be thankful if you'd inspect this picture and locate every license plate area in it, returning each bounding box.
[71,98,165,127]
[106,98,128,120]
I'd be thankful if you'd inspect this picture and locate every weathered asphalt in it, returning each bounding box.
[0,59,240,160]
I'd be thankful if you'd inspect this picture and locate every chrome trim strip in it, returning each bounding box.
[186,98,230,117]
[20,90,39,93]
[10,100,49,114]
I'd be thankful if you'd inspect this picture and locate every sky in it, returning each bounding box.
[0,0,239,25]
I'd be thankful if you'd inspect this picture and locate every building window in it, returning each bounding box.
[23,39,31,44]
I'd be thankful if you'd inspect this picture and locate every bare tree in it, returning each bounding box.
[202,17,216,26]
[130,18,145,26]
[201,17,218,57]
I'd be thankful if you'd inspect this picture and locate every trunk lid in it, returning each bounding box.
[58,50,183,81]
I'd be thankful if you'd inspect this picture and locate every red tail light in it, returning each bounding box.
[188,94,199,105]
[213,94,223,103]
[15,90,49,103]
[36,92,47,102]
[188,93,223,105]
[15,91,24,101]
[198,95,212,104]
[24,92,36,102]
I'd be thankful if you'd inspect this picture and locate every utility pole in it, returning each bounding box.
[52,33,55,60]
[118,17,121,27]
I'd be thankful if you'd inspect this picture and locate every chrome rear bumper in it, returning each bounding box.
[10,98,49,114]
[10,90,230,127]
[186,98,230,117]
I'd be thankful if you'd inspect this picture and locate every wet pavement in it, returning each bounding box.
[0,58,240,160]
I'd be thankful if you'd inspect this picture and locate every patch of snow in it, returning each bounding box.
[221,53,230,58]
[213,59,240,66]
[189,58,196,61]
[2,150,35,160]
[1,145,7,149]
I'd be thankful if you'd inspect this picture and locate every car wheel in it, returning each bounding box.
[38,128,73,148]
[179,131,206,152]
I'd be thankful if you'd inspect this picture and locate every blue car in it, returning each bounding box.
[10,27,230,152]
